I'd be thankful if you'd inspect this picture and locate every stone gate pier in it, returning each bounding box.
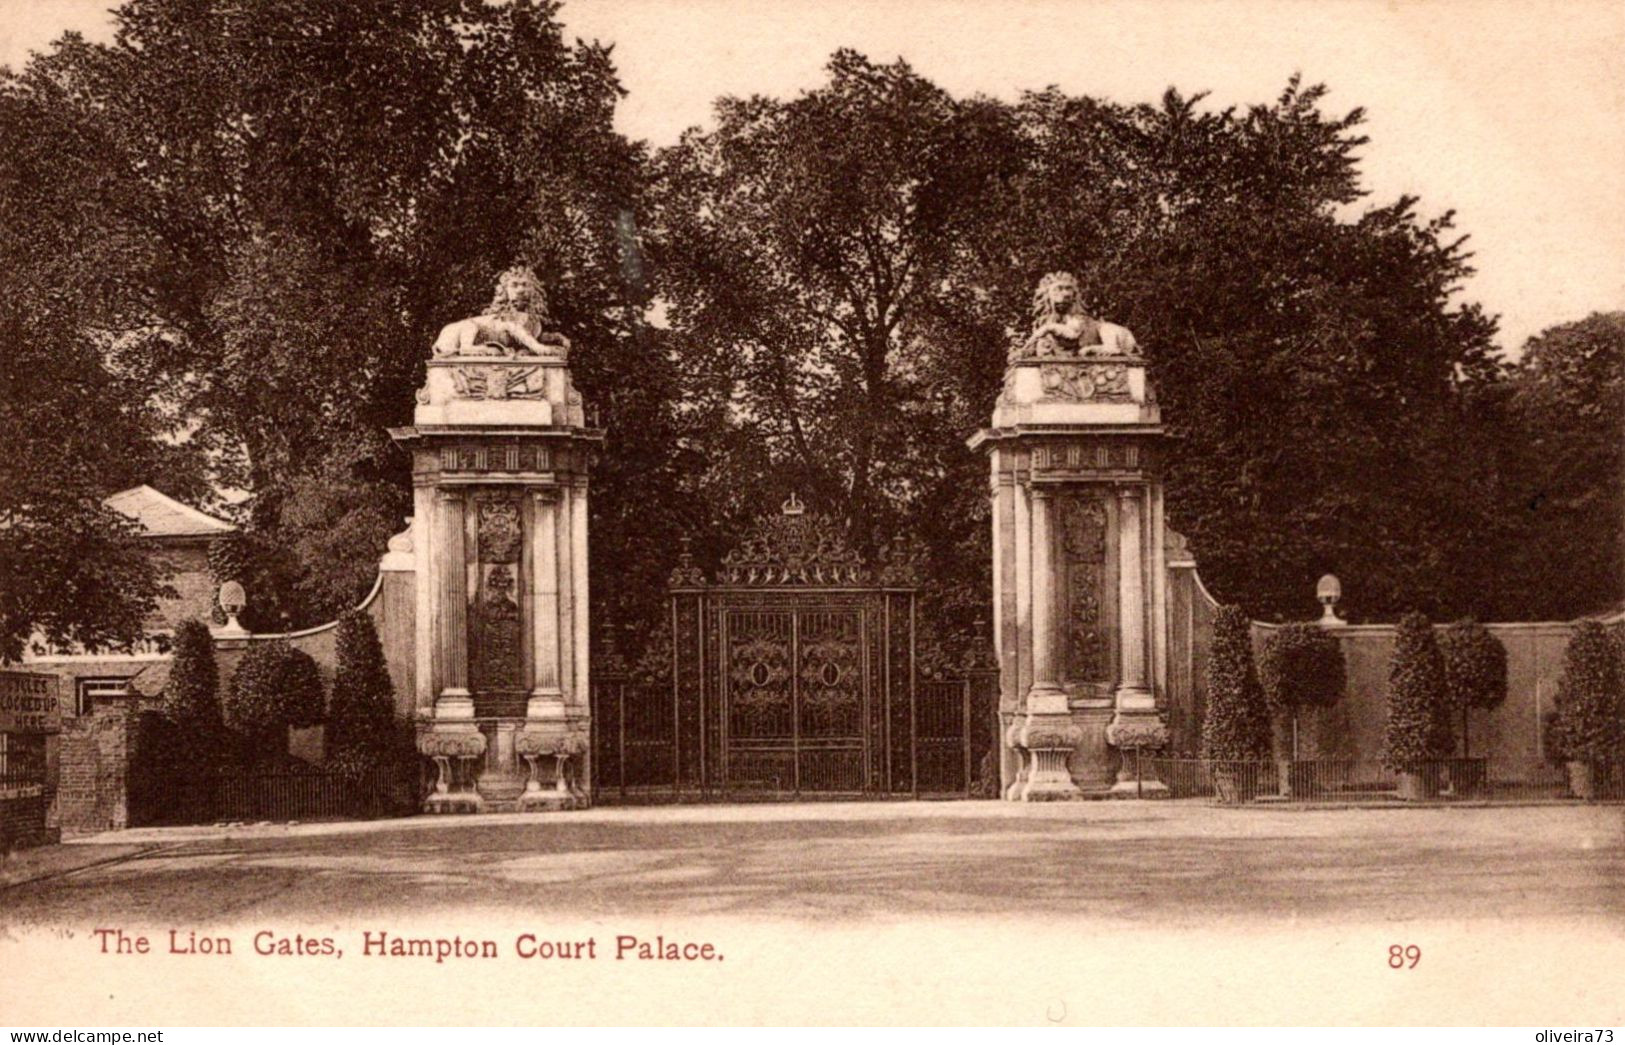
[390,268,602,811]
[969,272,1170,799]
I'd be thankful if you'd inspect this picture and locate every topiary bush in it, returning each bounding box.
[327,610,398,765]
[1202,605,1272,761]
[1383,611,1452,772]
[1439,618,1508,758]
[1550,621,1623,765]
[1259,622,1346,759]
[158,618,225,817]
[225,640,326,762]
[165,619,222,734]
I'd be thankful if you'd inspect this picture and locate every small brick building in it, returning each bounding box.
[21,486,235,837]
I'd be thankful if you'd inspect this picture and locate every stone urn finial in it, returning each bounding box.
[215,579,249,637]
[1317,574,1346,627]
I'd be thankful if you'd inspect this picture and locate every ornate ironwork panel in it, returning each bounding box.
[675,594,704,788]
[726,611,795,741]
[592,496,987,802]
[797,610,863,739]
[886,593,913,793]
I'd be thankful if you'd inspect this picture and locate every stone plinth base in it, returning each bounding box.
[1008,715,1083,801]
[417,723,487,814]
[1108,778,1170,799]
[514,729,589,812]
[1105,712,1171,800]
[424,790,484,814]
[517,788,584,813]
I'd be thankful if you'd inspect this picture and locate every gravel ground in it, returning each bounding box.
[5,800,1621,926]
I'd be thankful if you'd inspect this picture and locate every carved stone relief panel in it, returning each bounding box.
[472,497,524,691]
[1059,493,1109,684]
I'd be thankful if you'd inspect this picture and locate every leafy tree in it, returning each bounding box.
[0,75,207,659]
[326,610,397,763]
[1549,621,1622,764]
[1495,313,1625,619]
[649,50,1022,643]
[655,56,1511,642]
[1258,622,1346,758]
[1438,618,1507,758]
[1382,612,1452,770]
[1202,605,1272,761]
[225,640,326,760]
[2,0,653,631]
[947,79,1502,622]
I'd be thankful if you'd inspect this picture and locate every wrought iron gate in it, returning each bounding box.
[591,495,990,802]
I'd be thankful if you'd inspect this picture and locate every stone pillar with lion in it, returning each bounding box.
[391,266,603,812]
[970,271,1172,799]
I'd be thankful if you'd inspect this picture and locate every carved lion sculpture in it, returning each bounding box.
[1015,271,1139,360]
[431,266,571,359]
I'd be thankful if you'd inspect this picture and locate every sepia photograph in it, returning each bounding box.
[0,0,1621,1029]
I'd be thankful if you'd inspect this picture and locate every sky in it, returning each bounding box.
[2,0,1621,354]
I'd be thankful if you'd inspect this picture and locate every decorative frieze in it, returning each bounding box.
[437,445,556,474]
[1038,361,1132,403]
[1030,441,1145,473]
[449,364,550,400]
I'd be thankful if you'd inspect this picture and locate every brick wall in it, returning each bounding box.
[54,703,137,835]
[1,790,56,851]
[148,542,218,630]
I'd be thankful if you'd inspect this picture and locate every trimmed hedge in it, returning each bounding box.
[1202,605,1272,761]
[1259,622,1345,758]
[165,619,222,733]
[327,610,398,765]
[225,640,325,758]
[1550,621,1623,763]
[1439,618,1508,758]
[1382,611,1452,770]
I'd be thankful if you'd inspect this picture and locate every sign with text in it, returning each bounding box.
[0,671,62,734]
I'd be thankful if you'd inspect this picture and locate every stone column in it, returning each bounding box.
[527,489,562,720]
[1027,485,1067,715]
[1108,481,1168,796]
[435,488,472,718]
[412,484,435,713]
[555,483,575,703]
[571,478,590,716]
[1014,482,1082,800]
[1115,484,1152,708]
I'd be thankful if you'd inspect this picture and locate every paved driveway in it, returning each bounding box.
[5,801,1622,926]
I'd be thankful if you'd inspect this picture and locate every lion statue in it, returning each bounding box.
[1014,271,1138,360]
[431,266,571,359]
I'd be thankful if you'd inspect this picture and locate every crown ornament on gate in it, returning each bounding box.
[668,534,707,587]
[717,493,868,586]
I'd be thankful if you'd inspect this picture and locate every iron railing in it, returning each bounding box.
[591,671,999,803]
[131,765,415,825]
[1137,756,1625,804]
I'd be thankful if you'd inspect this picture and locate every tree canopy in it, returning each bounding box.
[0,0,651,633]
[3,23,1618,660]
[651,54,1524,642]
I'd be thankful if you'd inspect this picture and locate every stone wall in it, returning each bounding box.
[1163,565,1621,779]
[212,567,418,765]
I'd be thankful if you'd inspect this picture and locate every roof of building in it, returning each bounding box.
[104,485,236,539]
